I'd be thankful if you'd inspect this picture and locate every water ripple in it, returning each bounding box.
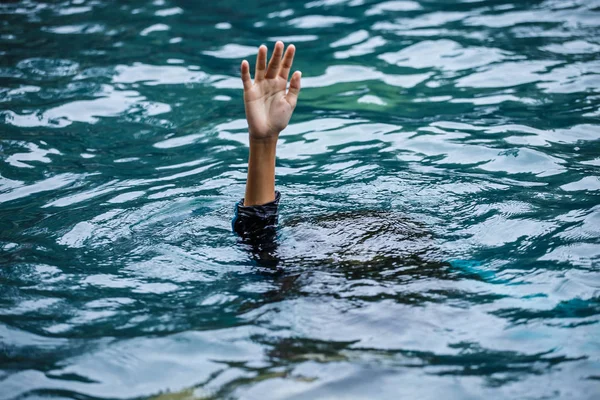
[1,0,599,399]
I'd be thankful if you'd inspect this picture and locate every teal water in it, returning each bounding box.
[1,0,599,398]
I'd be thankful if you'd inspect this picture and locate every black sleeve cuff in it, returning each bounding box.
[232,191,281,239]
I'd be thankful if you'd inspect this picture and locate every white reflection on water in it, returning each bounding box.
[1,0,599,399]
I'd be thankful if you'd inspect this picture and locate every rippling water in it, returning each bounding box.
[1,0,599,399]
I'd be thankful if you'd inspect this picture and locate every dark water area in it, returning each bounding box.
[1,0,599,398]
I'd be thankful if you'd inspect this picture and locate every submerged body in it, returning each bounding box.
[233,43,443,271]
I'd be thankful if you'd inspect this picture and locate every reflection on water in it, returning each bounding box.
[1,0,599,399]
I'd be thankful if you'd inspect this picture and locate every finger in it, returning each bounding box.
[278,44,296,81]
[286,71,301,108]
[255,45,267,81]
[240,60,252,91]
[265,41,284,79]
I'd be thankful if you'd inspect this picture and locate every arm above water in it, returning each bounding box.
[242,41,301,206]
[232,41,302,238]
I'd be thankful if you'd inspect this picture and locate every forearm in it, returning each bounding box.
[233,136,280,249]
[244,137,278,206]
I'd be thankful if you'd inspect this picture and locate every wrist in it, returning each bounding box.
[249,133,279,146]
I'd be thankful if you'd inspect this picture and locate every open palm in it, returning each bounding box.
[241,42,301,141]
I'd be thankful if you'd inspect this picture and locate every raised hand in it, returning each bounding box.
[241,41,301,142]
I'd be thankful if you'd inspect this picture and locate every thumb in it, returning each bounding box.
[285,71,301,108]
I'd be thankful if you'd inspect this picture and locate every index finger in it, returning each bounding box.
[279,44,296,81]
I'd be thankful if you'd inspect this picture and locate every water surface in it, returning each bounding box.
[1,0,599,399]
